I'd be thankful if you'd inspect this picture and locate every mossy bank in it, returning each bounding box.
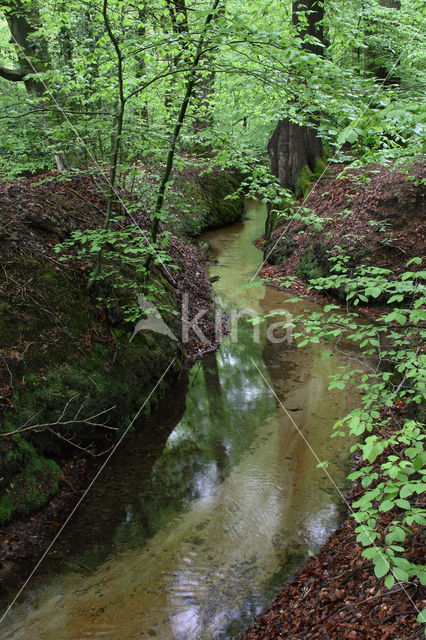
[0,167,243,526]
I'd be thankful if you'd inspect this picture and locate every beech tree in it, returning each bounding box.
[0,0,48,96]
[267,1,325,199]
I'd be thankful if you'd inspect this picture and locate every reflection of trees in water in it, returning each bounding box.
[202,354,228,483]
[29,377,190,577]
[138,332,277,536]
[259,285,305,406]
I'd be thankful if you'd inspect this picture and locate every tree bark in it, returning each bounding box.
[267,1,324,198]
[292,0,324,56]
[268,119,322,192]
[0,65,25,81]
[2,0,49,97]
[164,0,189,111]
[379,0,400,8]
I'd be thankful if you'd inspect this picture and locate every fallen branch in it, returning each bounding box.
[0,397,117,437]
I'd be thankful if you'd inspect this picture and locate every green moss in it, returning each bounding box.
[0,203,187,525]
[265,236,296,265]
[313,156,327,177]
[295,165,314,199]
[0,455,60,524]
[296,242,329,282]
[0,494,14,525]
[198,170,244,230]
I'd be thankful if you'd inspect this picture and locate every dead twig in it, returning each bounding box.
[1,398,117,436]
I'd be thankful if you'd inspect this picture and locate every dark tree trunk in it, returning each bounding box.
[2,0,49,97]
[164,0,189,111]
[379,0,400,8]
[266,0,325,210]
[292,0,324,56]
[268,119,322,193]
[192,67,216,135]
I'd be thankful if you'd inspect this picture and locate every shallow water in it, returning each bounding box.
[0,202,361,640]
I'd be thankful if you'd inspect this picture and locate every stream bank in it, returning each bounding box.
[261,160,425,299]
[0,165,243,537]
[237,397,425,640]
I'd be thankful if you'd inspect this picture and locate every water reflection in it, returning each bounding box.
[0,202,360,640]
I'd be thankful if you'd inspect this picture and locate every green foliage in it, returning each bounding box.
[288,255,426,588]
[0,452,60,524]
[0,0,424,183]
[55,221,176,322]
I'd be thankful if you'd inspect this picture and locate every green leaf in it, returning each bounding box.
[384,573,395,589]
[400,485,415,499]
[374,555,390,579]
[393,567,409,582]
[385,527,406,544]
[365,286,382,298]
[395,498,411,510]
[379,500,394,512]
[362,546,381,559]
[416,609,426,624]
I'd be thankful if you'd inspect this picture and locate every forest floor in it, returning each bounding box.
[258,160,424,308]
[238,161,425,640]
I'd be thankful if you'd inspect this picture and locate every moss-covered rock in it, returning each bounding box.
[296,242,330,282]
[166,168,244,238]
[0,257,184,522]
[0,450,60,525]
[264,236,297,265]
[0,218,188,526]
[199,169,244,230]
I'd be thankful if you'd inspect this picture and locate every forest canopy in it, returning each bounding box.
[0,0,424,182]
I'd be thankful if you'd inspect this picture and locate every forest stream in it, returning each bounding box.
[0,201,364,640]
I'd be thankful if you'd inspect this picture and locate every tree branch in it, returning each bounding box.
[0,400,118,437]
[0,65,26,82]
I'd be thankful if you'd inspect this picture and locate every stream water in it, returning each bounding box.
[0,202,361,640]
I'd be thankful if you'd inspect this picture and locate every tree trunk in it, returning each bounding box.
[379,0,400,8]
[1,2,70,170]
[292,0,324,56]
[164,0,189,112]
[192,67,216,135]
[267,0,324,203]
[268,119,322,193]
[2,0,49,97]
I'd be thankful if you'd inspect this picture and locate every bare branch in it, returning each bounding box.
[1,402,118,437]
[47,428,116,457]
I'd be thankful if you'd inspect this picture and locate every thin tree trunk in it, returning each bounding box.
[365,0,401,84]
[149,0,222,250]
[164,0,190,112]
[88,0,127,289]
